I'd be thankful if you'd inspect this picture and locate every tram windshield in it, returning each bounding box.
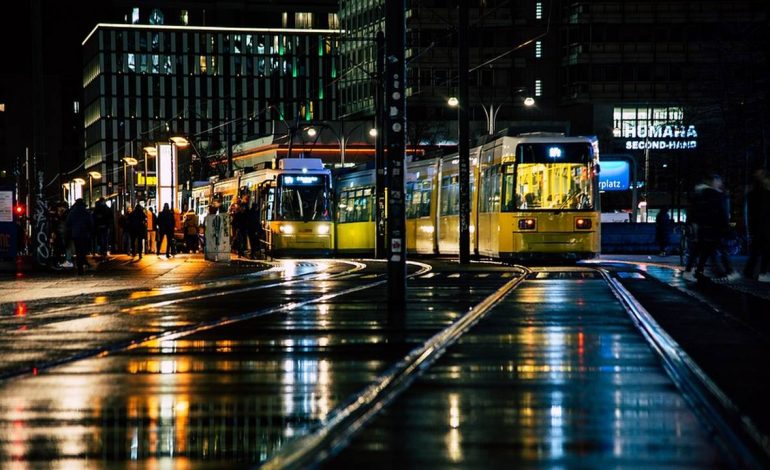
[278,174,331,221]
[502,142,596,211]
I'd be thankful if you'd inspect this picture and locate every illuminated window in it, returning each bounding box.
[535,79,542,96]
[535,41,542,58]
[149,9,164,25]
[199,56,207,73]
[0,103,6,112]
[535,2,543,19]
[295,12,313,29]
[73,101,80,114]
[180,10,189,25]
[131,8,139,24]
[328,13,340,30]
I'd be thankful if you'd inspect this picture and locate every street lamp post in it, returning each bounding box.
[87,171,102,207]
[122,157,138,210]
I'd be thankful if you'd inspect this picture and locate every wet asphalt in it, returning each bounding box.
[0,254,767,468]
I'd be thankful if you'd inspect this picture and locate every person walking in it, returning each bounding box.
[743,168,770,282]
[65,198,93,275]
[145,206,156,254]
[156,203,176,258]
[655,206,673,256]
[692,174,739,282]
[127,203,147,259]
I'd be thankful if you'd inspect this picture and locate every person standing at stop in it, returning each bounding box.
[66,198,93,275]
[156,203,176,258]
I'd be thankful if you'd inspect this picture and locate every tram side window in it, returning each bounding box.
[479,166,501,213]
[440,175,459,216]
[407,180,432,218]
[502,164,518,211]
[337,189,372,223]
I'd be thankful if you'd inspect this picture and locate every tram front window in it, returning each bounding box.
[502,142,596,211]
[278,176,331,221]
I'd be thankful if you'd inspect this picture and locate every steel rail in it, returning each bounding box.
[0,260,431,382]
[260,266,530,470]
[599,268,770,469]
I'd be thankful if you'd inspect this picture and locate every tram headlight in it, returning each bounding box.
[518,218,537,230]
[279,224,295,234]
[575,218,592,230]
[316,224,331,235]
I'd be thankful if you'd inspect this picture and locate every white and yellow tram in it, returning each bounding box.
[335,133,601,261]
[191,158,334,256]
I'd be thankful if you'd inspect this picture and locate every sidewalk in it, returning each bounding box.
[0,253,271,303]
[596,253,770,300]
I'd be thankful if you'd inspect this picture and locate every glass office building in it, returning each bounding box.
[82,23,340,201]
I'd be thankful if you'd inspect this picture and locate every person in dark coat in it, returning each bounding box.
[743,169,770,281]
[127,203,147,259]
[65,198,94,275]
[692,174,738,281]
[655,206,673,256]
[92,198,114,258]
[231,203,247,257]
[156,203,176,257]
[246,202,261,259]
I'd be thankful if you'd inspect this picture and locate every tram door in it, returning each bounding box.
[257,181,275,254]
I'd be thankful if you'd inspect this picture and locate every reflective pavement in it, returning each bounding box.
[325,268,732,468]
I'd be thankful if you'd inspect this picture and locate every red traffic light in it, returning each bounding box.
[14,204,24,216]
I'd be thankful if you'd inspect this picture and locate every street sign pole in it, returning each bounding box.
[375,31,387,259]
[385,0,407,310]
[458,0,471,264]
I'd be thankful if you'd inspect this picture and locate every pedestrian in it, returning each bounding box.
[691,174,740,282]
[92,198,114,259]
[145,206,156,254]
[156,203,176,258]
[655,206,673,256]
[246,202,261,259]
[743,168,770,282]
[231,203,247,257]
[50,202,69,266]
[127,203,147,259]
[65,198,93,275]
[183,208,200,253]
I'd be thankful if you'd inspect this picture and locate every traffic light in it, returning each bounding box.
[14,204,24,217]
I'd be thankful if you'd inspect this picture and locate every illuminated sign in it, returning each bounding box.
[621,124,698,150]
[547,147,563,158]
[137,173,158,185]
[283,175,321,185]
[599,161,630,191]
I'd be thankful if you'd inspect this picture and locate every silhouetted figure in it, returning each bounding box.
[692,174,738,281]
[743,169,770,282]
[127,203,147,258]
[66,198,93,275]
[157,203,176,257]
[655,206,673,256]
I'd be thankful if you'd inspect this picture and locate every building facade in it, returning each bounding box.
[338,0,768,214]
[82,21,341,205]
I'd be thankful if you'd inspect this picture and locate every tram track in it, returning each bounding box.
[262,265,768,469]
[0,260,429,381]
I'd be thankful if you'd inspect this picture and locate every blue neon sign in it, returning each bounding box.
[599,161,630,191]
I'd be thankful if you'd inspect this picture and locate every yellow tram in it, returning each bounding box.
[191,158,335,256]
[335,133,601,261]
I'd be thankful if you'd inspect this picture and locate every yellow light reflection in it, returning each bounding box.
[93,296,109,305]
